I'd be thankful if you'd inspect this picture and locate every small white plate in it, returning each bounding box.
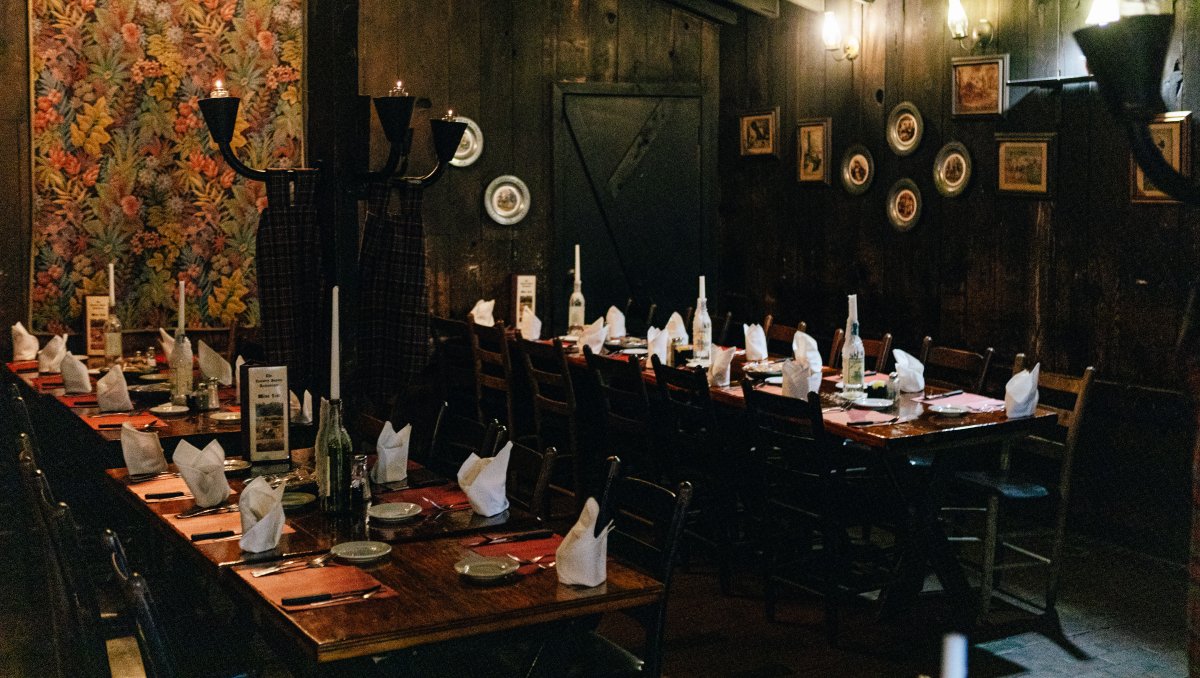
[223,459,251,473]
[454,556,519,581]
[484,175,531,225]
[764,376,783,385]
[557,335,579,343]
[929,405,970,417]
[88,368,102,376]
[853,398,894,410]
[620,348,648,356]
[139,373,171,382]
[837,391,867,401]
[450,116,483,167]
[209,411,241,423]
[331,541,393,563]
[149,404,189,416]
[368,502,422,522]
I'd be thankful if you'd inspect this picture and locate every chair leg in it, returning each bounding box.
[976,494,1000,623]
[1044,495,1071,614]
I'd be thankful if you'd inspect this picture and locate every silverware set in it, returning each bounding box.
[506,554,556,571]
[423,496,472,512]
[251,552,335,578]
[175,504,239,519]
[128,471,180,485]
[281,584,381,607]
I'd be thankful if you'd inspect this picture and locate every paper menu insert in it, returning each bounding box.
[241,364,290,463]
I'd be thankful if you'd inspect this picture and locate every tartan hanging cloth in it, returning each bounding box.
[357,179,430,398]
[257,170,325,396]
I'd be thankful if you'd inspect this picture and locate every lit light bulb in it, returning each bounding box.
[947,0,969,39]
[822,12,842,51]
[1085,0,1120,25]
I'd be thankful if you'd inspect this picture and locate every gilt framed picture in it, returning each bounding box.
[996,133,1056,197]
[739,107,779,157]
[1130,111,1192,203]
[952,55,1009,118]
[796,118,832,184]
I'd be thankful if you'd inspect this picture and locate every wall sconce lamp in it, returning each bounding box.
[1074,10,1198,204]
[367,80,468,187]
[197,82,270,182]
[822,11,860,62]
[947,0,993,51]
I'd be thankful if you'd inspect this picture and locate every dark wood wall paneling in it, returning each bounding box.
[358,0,719,325]
[0,6,30,358]
[718,0,1199,560]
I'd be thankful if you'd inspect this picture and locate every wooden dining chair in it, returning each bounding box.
[583,346,657,482]
[741,383,902,645]
[917,336,994,394]
[761,315,808,357]
[516,338,583,511]
[7,383,43,464]
[101,529,180,678]
[714,309,734,346]
[467,315,517,436]
[427,417,506,478]
[504,441,557,522]
[828,328,894,373]
[651,355,736,594]
[952,355,1095,623]
[430,315,479,422]
[624,297,658,336]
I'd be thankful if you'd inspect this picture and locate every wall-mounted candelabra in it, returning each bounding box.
[366,80,468,186]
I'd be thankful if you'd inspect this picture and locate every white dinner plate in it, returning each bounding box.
[620,348,648,356]
[764,376,783,385]
[368,502,423,522]
[149,404,189,416]
[557,335,579,343]
[331,541,392,563]
[223,459,251,473]
[853,398,894,410]
[139,373,171,382]
[929,405,970,417]
[484,175,531,225]
[208,411,241,423]
[454,556,519,582]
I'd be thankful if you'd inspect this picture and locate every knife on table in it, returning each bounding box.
[176,505,238,519]
[145,491,186,500]
[848,417,899,428]
[923,390,964,401]
[470,530,554,546]
[282,585,381,607]
[191,530,237,542]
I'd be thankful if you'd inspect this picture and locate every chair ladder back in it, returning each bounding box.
[919,337,995,394]
[505,442,557,522]
[102,530,180,678]
[44,497,111,678]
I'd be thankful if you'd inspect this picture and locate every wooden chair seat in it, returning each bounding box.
[954,471,1051,500]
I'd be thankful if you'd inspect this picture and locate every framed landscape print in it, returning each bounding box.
[952,55,1009,118]
[1131,111,1192,203]
[740,108,780,157]
[796,118,832,184]
[996,133,1056,197]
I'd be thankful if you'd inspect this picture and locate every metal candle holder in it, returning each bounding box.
[1074,14,1198,205]
[197,96,271,181]
[367,96,467,186]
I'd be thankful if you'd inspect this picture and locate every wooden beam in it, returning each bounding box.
[664,0,738,25]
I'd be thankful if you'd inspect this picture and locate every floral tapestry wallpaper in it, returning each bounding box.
[30,0,304,333]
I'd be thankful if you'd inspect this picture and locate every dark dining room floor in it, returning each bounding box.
[0,528,1185,677]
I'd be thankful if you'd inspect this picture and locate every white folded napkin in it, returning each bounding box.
[38,334,68,373]
[370,422,411,484]
[289,390,313,424]
[61,352,92,394]
[121,423,166,475]
[665,312,689,345]
[579,317,608,354]
[708,345,736,387]
[1005,363,1040,418]
[518,308,542,341]
[234,355,245,403]
[97,364,133,412]
[606,306,627,339]
[158,328,175,361]
[647,326,669,366]
[197,340,232,386]
[744,323,768,362]
[556,496,613,587]
[457,440,511,517]
[174,440,231,508]
[787,331,825,398]
[11,322,38,361]
[470,299,495,327]
[893,349,925,393]
[239,477,286,553]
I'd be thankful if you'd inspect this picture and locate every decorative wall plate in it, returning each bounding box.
[840,145,875,195]
[933,142,972,197]
[450,116,483,167]
[887,178,922,232]
[887,102,924,156]
[484,175,531,225]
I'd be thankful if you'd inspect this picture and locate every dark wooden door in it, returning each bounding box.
[553,83,709,332]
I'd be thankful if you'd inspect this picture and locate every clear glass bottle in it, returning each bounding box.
[568,280,585,336]
[693,298,712,361]
[104,305,123,367]
[842,295,866,395]
[317,399,353,514]
[169,332,193,406]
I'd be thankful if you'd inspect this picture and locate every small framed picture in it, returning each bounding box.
[739,107,779,157]
[796,118,832,184]
[886,179,922,232]
[996,133,1056,197]
[84,295,110,357]
[886,102,923,156]
[840,145,874,195]
[1131,111,1192,203]
[933,141,973,198]
[952,54,1009,117]
[512,274,537,327]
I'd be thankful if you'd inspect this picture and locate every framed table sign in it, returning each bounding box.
[85,295,110,357]
[512,274,537,328]
[239,364,290,464]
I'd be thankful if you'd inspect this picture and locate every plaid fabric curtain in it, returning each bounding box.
[257,170,325,396]
[357,179,430,398]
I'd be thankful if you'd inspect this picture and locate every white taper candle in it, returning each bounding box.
[699,275,706,300]
[108,263,116,306]
[940,633,967,678]
[331,286,340,401]
[177,280,185,333]
[574,244,581,283]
